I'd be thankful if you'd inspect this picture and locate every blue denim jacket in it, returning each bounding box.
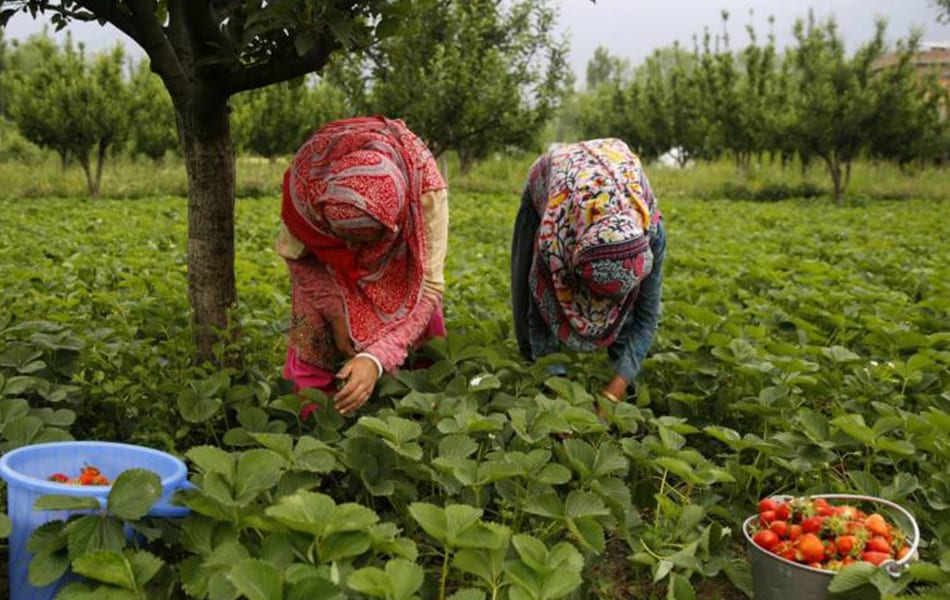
[510,190,666,383]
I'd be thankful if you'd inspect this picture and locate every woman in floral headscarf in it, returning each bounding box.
[510,138,666,404]
[278,116,448,416]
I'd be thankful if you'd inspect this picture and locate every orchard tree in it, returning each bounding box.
[333,0,569,172]
[128,59,178,163]
[788,14,886,203]
[734,18,778,171]
[6,36,129,193]
[0,0,410,361]
[2,32,67,165]
[585,45,628,90]
[665,43,708,165]
[868,35,949,167]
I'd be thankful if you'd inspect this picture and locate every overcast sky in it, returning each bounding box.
[4,0,949,81]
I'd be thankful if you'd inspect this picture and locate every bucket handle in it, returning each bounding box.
[768,493,920,577]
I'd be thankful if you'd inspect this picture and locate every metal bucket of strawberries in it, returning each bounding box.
[742,494,919,600]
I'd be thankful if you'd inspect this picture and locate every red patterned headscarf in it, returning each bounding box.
[282,117,444,349]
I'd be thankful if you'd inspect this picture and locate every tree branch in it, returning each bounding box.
[226,41,335,96]
[73,0,143,45]
[125,0,190,104]
[178,0,229,63]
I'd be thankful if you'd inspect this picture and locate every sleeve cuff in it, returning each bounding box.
[355,352,383,378]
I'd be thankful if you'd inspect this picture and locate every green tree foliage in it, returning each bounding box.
[127,59,178,163]
[788,14,887,203]
[585,45,628,90]
[565,10,944,199]
[231,76,349,160]
[0,0,414,361]
[868,36,949,167]
[937,0,950,23]
[5,35,129,195]
[332,0,570,172]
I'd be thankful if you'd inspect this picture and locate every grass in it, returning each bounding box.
[1,145,947,203]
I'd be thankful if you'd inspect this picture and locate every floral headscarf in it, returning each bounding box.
[282,116,445,350]
[527,139,661,351]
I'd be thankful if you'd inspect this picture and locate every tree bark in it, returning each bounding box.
[178,96,237,363]
[94,140,107,196]
[77,150,99,197]
[827,156,843,205]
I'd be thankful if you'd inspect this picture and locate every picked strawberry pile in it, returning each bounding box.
[47,464,110,486]
[751,496,912,571]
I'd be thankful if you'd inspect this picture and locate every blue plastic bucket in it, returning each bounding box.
[0,441,192,600]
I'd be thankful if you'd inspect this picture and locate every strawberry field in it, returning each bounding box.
[0,161,949,599]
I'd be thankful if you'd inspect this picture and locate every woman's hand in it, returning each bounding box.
[334,355,379,415]
[601,374,628,404]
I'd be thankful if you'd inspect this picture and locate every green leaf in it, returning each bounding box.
[468,373,501,391]
[28,550,70,587]
[564,491,609,519]
[323,503,379,535]
[65,514,126,559]
[409,502,447,544]
[229,558,283,600]
[0,513,10,538]
[822,345,861,362]
[26,521,67,554]
[385,558,424,600]
[234,448,285,502]
[293,437,337,473]
[541,567,583,598]
[828,562,875,592]
[186,445,234,476]
[832,414,875,445]
[511,534,549,572]
[287,576,342,600]
[359,416,421,444]
[524,492,564,519]
[127,550,164,586]
[73,550,137,590]
[249,432,294,459]
[667,572,696,600]
[177,386,222,423]
[453,549,498,587]
[107,468,161,520]
[533,463,572,485]
[33,495,101,511]
[567,516,605,554]
[319,531,372,562]
[347,566,389,598]
[266,491,336,536]
[438,434,479,458]
[653,456,703,484]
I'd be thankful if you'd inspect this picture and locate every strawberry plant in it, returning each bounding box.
[1,169,949,598]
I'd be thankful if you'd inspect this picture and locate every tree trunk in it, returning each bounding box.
[93,140,107,197]
[77,150,99,198]
[178,98,237,364]
[459,150,476,175]
[826,156,843,205]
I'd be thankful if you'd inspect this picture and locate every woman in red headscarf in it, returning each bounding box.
[278,117,448,416]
